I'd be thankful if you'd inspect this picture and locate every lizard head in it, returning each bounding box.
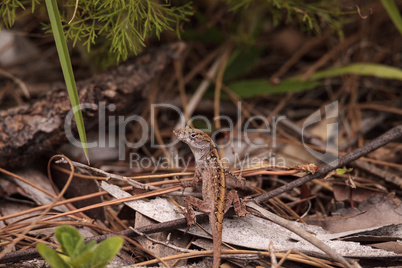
[173,126,212,151]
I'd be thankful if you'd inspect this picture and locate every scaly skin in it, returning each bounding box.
[174,126,246,268]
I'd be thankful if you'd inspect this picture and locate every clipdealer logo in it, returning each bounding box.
[302,101,339,166]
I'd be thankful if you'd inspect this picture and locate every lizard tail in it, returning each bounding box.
[211,214,223,268]
[213,237,221,268]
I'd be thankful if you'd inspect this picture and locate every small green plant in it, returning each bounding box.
[1,0,192,68]
[37,225,123,268]
[336,167,353,175]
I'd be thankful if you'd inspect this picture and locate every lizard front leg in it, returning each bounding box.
[183,195,211,226]
[180,168,202,188]
[224,190,247,217]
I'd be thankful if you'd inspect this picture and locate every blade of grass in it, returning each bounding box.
[227,63,402,98]
[228,79,321,98]
[306,63,402,81]
[45,0,89,164]
[381,0,402,35]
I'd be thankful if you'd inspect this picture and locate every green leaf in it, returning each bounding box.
[90,236,123,268]
[307,63,402,81]
[336,168,353,175]
[68,244,96,267]
[381,0,402,35]
[61,232,76,257]
[228,79,321,98]
[55,226,84,258]
[44,0,90,164]
[68,240,97,266]
[37,243,71,268]
[82,240,97,252]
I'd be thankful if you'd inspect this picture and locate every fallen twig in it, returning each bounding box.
[254,125,402,203]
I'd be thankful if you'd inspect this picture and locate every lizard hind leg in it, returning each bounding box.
[224,190,247,217]
[224,170,246,188]
[184,195,211,226]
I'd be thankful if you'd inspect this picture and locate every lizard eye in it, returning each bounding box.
[191,134,196,137]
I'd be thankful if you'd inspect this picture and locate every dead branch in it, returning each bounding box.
[254,125,402,203]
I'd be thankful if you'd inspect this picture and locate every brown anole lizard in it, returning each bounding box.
[174,126,247,268]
